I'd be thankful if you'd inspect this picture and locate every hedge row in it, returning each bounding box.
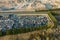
[0,24,50,36]
[51,12,60,15]
[35,8,60,12]
[48,12,58,27]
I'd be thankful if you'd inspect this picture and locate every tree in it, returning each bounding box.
[0,31,3,36]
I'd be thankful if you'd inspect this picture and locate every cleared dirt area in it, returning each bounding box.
[0,30,41,40]
[0,29,53,40]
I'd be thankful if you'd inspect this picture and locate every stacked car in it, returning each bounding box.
[0,14,48,31]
